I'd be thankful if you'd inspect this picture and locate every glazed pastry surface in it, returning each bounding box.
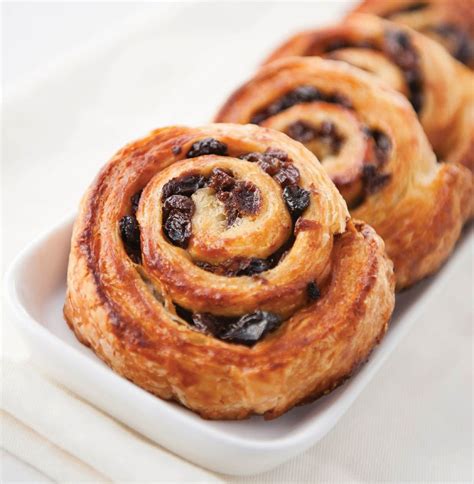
[352,0,474,69]
[265,14,474,171]
[215,58,472,289]
[64,123,395,420]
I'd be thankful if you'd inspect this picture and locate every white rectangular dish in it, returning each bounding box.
[6,215,471,475]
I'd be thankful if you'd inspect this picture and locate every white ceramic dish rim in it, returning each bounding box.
[6,213,470,473]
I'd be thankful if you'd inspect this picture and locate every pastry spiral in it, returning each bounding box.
[215,57,472,289]
[264,14,474,171]
[64,123,395,420]
[352,0,474,69]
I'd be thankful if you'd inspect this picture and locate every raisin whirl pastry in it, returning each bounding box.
[352,0,474,68]
[64,123,395,420]
[265,14,474,171]
[215,58,472,289]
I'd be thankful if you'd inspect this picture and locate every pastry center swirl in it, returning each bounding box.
[118,138,326,346]
[250,89,393,208]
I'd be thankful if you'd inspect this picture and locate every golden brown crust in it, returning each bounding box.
[352,0,474,69]
[215,57,473,289]
[64,123,395,420]
[264,14,474,172]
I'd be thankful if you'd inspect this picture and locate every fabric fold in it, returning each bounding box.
[1,359,222,482]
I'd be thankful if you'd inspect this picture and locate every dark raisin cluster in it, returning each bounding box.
[161,175,206,248]
[196,256,271,277]
[282,185,311,220]
[431,24,473,65]
[162,174,207,199]
[187,138,228,158]
[241,148,300,187]
[286,120,344,153]
[370,129,392,164]
[241,148,311,219]
[321,32,424,113]
[176,306,282,346]
[250,86,353,125]
[323,38,376,53]
[209,168,261,226]
[359,128,392,195]
[307,281,321,301]
[130,190,142,215]
[383,30,423,112]
[362,164,392,195]
[118,191,143,263]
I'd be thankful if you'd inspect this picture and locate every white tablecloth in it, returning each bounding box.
[2,2,472,482]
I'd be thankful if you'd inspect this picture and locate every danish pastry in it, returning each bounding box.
[215,57,472,289]
[264,14,474,171]
[352,0,474,69]
[64,123,395,420]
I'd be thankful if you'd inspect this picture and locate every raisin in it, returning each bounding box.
[286,120,317,143]
[324,38,352,52]
[286,120,344,154]
[291,85,321,103]
[195,260,215,272]
[307,282,321,301]
[259,157,282,176]
[163,195,195,217]
[274,163,301,187]
[283,185,311,218]
[191,313,219,335]
[250,86,320,124]
[264,148,289,162]
[241,148,290,177]
[362,165,392,194]
[249,112,268,125]
[162,175,207,199]
[196,257,270,277]
[319,120,334,137]
[217,192,240,227]
[119,215,141,251]
[220,311,282,346]
[232,182,261,215]
[238,258,271,276]
[240,152,265,163]
[175,304,193,324]
[172,145,182,155]
[179,307,282,346]
[383,29,423,112]
[210,170,261,227]
[372,130,392,163]
[385,30,413,61]
[250,85,352,124]
[163,209,192,248]
[241,148,289,174]
[131,190,142,215]
[187,138,228,158]
[326,93,353,109]
[209,168,236,192]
